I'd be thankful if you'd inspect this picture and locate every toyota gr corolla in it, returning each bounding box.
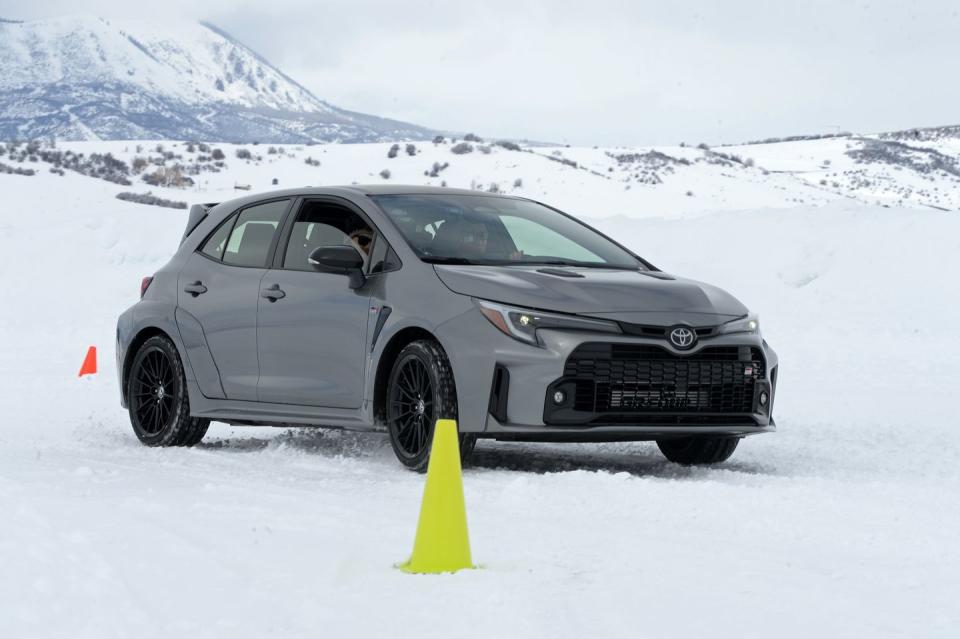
[117,186,778,469]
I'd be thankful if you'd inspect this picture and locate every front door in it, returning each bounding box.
[256,199,374,407]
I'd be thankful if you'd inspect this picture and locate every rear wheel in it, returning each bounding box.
[656,435,739,465]
[386,339,475,471]
[127,335,209,447]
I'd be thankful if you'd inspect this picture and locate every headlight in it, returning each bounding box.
[476,299,621,346]
[718,314,760,336]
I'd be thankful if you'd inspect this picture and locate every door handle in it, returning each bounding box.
[184,281,207,296]
[261,284,286,302]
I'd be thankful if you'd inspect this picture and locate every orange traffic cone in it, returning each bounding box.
[78,346,97,377]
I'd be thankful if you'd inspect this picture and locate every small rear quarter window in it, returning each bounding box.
[200,214,236,261]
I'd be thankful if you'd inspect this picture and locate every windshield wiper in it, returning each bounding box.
[421,256,477,265]
[522,259,641,271]
[422,256,641,270]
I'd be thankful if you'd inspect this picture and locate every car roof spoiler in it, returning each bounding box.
[181,202,219,245]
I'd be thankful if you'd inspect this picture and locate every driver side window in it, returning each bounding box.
[283,201,375,271]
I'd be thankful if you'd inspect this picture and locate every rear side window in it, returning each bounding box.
[200,214,235,260]
[222,200,289,267]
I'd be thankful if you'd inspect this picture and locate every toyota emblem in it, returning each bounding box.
[669,327,695,349]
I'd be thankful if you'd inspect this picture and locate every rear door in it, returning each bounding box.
[256,198,374,407]
[177,199,290,400]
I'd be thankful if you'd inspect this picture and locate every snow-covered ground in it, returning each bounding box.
[1,141,958,638]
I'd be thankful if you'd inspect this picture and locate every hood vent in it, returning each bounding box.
[637,270,676,280]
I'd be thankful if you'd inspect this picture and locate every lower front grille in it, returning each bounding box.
[555,343,765,419]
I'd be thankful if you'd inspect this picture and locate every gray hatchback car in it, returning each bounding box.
[117,185,778,469]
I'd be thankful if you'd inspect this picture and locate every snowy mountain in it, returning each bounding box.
[0,15,436,143]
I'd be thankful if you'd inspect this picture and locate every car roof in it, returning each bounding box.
[345,184,517,197]
[206,184,524,213]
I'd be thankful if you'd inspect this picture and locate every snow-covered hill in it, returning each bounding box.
[3,123,960,214]
[1,133,959,637]
[0,16,435,143]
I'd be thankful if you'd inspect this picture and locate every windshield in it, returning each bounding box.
[371,194,644,269]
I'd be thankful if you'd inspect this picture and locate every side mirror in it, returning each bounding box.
[308,245,366,289]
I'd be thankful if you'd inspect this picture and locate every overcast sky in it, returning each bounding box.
[3,0,960,146]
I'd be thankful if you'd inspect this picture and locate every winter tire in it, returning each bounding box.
[656,435,739,465]
[127,335,209,447]
[386,339,475,471]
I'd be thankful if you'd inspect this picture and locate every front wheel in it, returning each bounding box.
[127,335,209,447]
[385,339,475,471]
[656,435,739,465]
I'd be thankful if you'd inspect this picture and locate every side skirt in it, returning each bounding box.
[187,382,380,431]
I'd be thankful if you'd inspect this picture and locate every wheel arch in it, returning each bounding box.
[373,326,454,425]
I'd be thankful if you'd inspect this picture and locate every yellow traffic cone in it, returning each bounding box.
[398,419,474,574]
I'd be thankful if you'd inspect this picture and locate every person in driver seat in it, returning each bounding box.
[431,220,489,260]
[348,228,373,255]
[459,223,488,259]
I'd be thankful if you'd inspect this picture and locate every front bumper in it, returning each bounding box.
[439,308,778,439]
[481,419,775,442]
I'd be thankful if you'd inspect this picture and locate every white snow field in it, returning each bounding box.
[1,139,959,639]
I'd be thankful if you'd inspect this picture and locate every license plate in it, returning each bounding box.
[609,389,700,409]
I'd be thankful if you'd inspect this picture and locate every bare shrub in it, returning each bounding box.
[428,161,450,177]
[116,191,187,209]
[0,161,35,176]
[142,165,195,188]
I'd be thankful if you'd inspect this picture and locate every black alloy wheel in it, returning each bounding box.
[128,335,209,447]
[133,347,176,435]
[391,355,434,457]
[386,340,475,471]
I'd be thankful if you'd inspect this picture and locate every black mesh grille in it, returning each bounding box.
[562,344,764,414]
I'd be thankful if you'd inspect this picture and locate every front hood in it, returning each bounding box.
[434,265,749,326]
